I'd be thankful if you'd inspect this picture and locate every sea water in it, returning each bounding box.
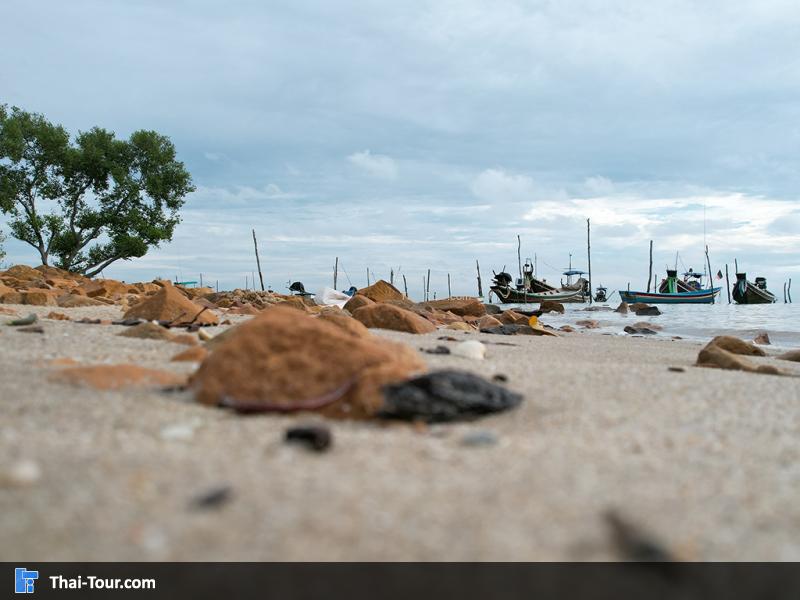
[496,301,800,349]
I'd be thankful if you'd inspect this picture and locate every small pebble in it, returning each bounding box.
[451,340,486,360]
[160,422,198,441]
[190,485,233,510]
[492,373,509,383]
[423,346,451,355]
[668,366,685,373]
[460,430,498,447]
[285,425,332,452]
[1,460,42,487]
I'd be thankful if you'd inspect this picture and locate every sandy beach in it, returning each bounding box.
[2,302,800,561]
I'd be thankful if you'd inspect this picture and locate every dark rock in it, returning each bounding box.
[634,306,661,316]
[190,485,233,510]
[285,425,332,452]
[380,370,523,423]
[605,509,674,562]
[484,303,502,315]
[624,325,658,335]
[7,313,37,326]
[423,346,451,355]
[480,324,527,335]
[492,373,508,382]
[16,325,44,333]
[668,366,685,373]
[539,300,565,314]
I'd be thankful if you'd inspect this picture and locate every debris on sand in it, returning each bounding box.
[380,370,523,423]
[285,425,333,452]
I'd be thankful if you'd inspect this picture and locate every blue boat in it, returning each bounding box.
[620,269,721,304]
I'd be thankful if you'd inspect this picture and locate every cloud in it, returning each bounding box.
[347,150,398,179]
[470,169,539,204]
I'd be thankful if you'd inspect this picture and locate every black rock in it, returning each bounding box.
[481,324,523,335]
[190,485,233,510]
[635,306,661,316]
[285,425,332,452]
[624,325,658,335]
[423,345,451,355]
[484,304,502,315]
[380,370,523,423]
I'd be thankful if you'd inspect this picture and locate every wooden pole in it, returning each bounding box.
[333,257,338,290]
[426,269,431,302]
[784,281,788,303]
[390,268,394,286]
[517,235,522,281]
[725,264,731,304]
[587,218,592,304]
[200,273,203,287]
[734,258,738,273]
[216,280,219,292]
[476,260,483,298]
[366,268,370,287]
[447,273,451,298]
[252,229,265,291]
[245,275,248,290]
[422,276,426,302]
[705,245,714,304]
[647,240,653,293]
[403,274,408,297]
[789,278,793,303]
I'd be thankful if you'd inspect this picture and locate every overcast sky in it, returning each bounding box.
[2,0,799,298]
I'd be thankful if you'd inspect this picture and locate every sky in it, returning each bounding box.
[2,0,799,299]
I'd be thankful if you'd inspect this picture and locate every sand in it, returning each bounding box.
[1,303,800,561]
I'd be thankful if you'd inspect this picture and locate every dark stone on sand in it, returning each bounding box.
[492,373,509,382]
[605,509,674,562]
[285,425,332,452]
[480,324,537,336]
[16,325,44,333]
[190,485,233,510]
[484,304,502,315]
[423,346,451,355]
[380,370,523,423]
[624,325,658,335]
[668,366,685,373]
[7,313,37,326]
[635,306,661,316]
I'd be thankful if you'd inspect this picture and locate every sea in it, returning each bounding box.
[495,301,800,349]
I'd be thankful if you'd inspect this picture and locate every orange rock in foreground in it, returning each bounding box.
[351,303,437,334]
[123,285,218,325]
[356,280,406,303]
[191,306,425,418]
[50,365,186,390]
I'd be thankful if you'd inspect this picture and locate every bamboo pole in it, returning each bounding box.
[426,269,431,302]
[403,274,408,298]
[647,240,653,293]
[252,229,265,291]
[245,275,248,290]
[216,280,219,293]
[476,260,483,298]
[333,257,338,290]
[587,218,593,304]
[789,278,793,303]
[725,264,731,304]
[784,281,788,303]
[390,268,394,286]
[422,276,426,302]
[734,258,738,273]
[447,273,451,298]
[517,235,522,281]
[200,273,203,287]
[705,245,714,304]
[366,268,370,287]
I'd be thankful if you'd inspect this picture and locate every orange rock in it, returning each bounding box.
[227,304,261,315]
[445,322,475,331]
[0,291,23,304]
[356,280,405,303]
[705,335,766,357]
[191,306,425,418]
[478,315,503,330]
[495,310,528,325]
[696,345,784,375]
[0,306,18,315]
[317,312,371,338]
[20,291,58,306]
[1,265,41,281]
[34,265,87,282]
[118,322,175,341]
[45,311,70,320]
[133,282,161,294]
[278,295,315,311]
[170,333,198,346]
[50,364,186,390]
[57,294,105,307]
[422,298,486,317]
[343,294,374,312]
[123,285,218,325]
[171,346,208,362]
[351,303,437,334]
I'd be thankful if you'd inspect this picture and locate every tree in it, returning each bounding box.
[0,105,194,276]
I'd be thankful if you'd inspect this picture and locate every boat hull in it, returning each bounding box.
[732,281,776,304]
[490,286,583,304]
[619,288,721,304]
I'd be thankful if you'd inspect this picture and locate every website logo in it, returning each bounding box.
[15,568,39,594]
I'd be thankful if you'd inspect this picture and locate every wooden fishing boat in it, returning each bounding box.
[490,261,584,304]
[732,273,776,304]
[491,285,583,303]
[620,270,721,304]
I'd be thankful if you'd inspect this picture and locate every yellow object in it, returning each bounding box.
[528,315,539,328]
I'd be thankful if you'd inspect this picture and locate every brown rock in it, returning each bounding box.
[133,282,161,294]
[170,334,199,346]
[278,295,315,312]
[356,280,405,303]
[2,265,41,281]
[559,325,576,333]
[753,332,771,345]
[171,346,209,362]
[696,345,784,375]
[445,322,475,331]
[123,285,218,325]
[778,350,800,362]
[0,282,15,295]
[50,364,186,390]
[20,291,58,306]
[705,335,766,357]
[352,303,437,334]
[422,298,486,317]
[343,294,374,312]
[179,286,215,299]
[0,306,18,315]
[35,265,87,282]
[317,312,371,338]
[0,291,24,304]
[118,322,174,341]
[57,294,105,307]
[539,300,565,314]
[227,304,261,315]
[632,321,663,331]
[45,311,70,321]
[614,302,629,314]
[576,319,601,329]
[79,279,137,298]
[477,315,503,330]
[190,306,426,418]
[495,310,527,325]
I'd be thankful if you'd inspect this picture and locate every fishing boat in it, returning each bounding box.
[619,269,721,304]
[732,273,776,304]
[594,285,608,303]
[490,262,582,303]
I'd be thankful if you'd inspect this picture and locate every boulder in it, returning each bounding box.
[495,310,527,325]
[696,345,783,375]
[422,298,486,317]
[635,305,661,316]
[539,300,565,314]
[80,279,137,298]
[57,294,105,308]
[171,346,209,362]
[777,350,800,362]
[753,332,771,345]
[614,302,629,314]
[484,304,502,315]
[134,282,161,294]
[123,285,219,325]
[576,319,601,329]
[477,315,503,331]
[356,280,405,304]
[704,335,765,357]
[190,305,426,418]
[316,312,371,338]
[35,265,87,282]
[352,303,437,334]
[343,294,374,312]
[1,265,41,281]
[19,291,58,306]
[0,291,24,304]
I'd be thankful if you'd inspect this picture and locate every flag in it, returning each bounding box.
[716,270,723,280]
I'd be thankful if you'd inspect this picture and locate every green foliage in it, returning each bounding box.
[0,104,194,276]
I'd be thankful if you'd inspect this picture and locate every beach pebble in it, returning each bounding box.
[160,422,199,441]
[754,332,771,345]
[423,345,451,355]
[451,340,486,360]
[1,459,42,487]
[190,485,233,510]
[460,430,498,447]
[285,425,333,452]
[576,319,600,329]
